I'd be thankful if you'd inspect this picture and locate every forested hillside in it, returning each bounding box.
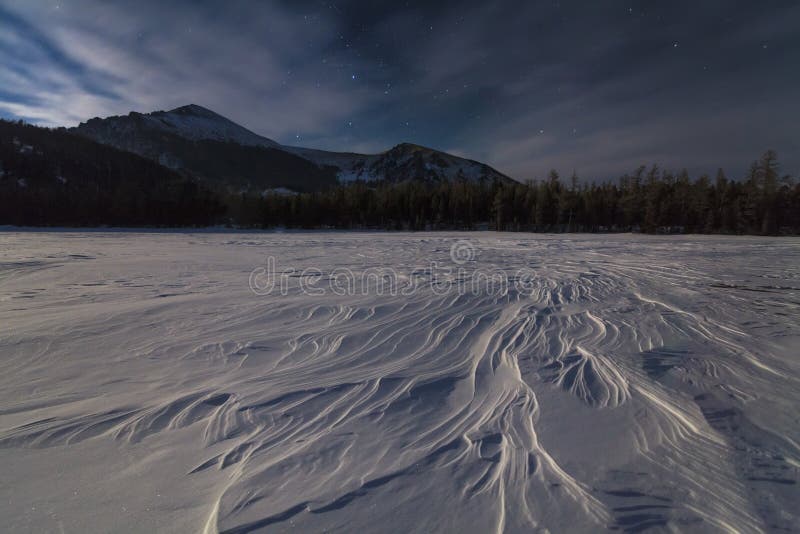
[0,119,223,226]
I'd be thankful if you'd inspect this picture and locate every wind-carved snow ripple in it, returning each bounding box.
[186,294,612,533]
[1,233,798,533]
[0,390,244,448]
[539,346,629,408]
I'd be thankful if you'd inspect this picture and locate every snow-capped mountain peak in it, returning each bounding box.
[75,104,281,149]
[284,141,511,184]
[142,104,281,148]
[170,104,219,117]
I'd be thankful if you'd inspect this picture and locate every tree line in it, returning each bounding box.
[1,119,797,233]
[248,150,799,234]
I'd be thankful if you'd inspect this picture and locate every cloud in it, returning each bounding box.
[0,0,797,178]
[0,1,377,138]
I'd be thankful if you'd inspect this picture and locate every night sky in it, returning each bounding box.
[1,0,798,180]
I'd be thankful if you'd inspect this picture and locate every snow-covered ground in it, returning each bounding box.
[1,232,798,533]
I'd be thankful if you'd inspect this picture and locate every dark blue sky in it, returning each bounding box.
[1,0,798,180]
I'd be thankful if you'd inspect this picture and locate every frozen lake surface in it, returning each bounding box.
[1,232,799,533]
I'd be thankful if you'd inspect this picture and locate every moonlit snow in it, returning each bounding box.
[1,232,798,533]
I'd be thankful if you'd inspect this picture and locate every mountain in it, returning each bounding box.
[76,104,282,150]
[72,105,338,193]
[72,105,514,191]
[283,142,512,185]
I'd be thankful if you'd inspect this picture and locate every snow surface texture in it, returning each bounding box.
[1,232,798,533]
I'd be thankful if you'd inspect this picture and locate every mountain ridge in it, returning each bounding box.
[79,104,282,149]
[72,104,515,191]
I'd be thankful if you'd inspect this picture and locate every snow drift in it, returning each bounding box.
[0,232,798,533]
